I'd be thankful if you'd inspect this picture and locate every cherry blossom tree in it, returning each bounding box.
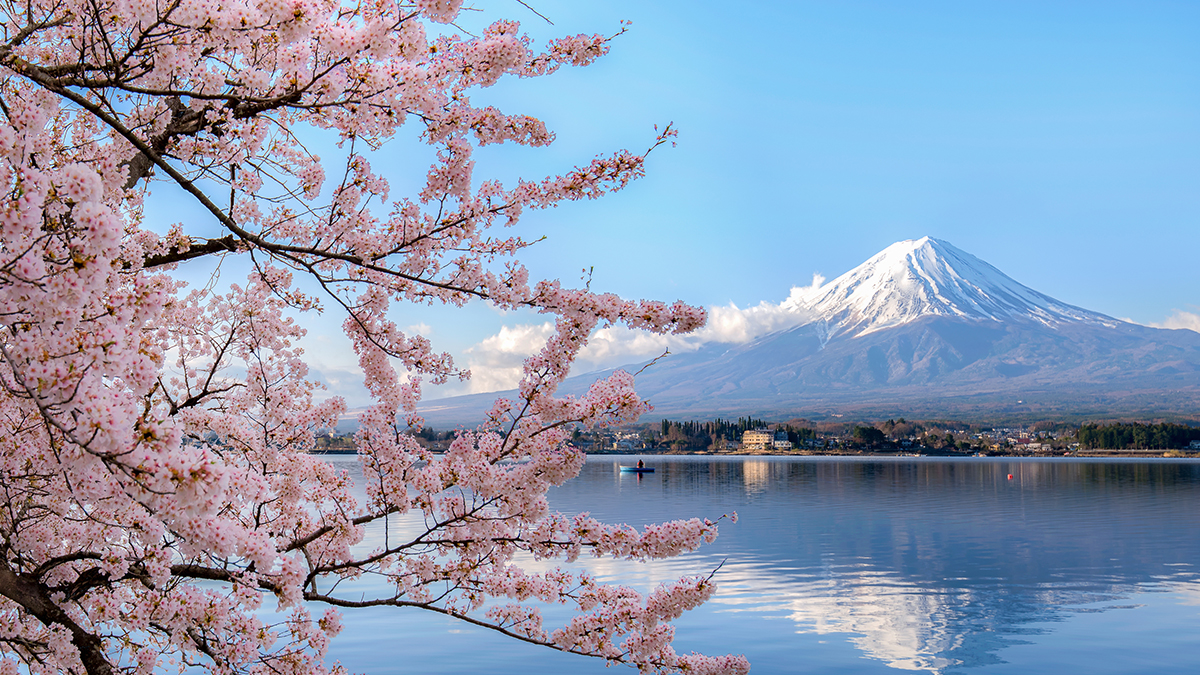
[0,1,748,674]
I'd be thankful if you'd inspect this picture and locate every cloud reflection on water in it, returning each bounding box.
[552,457,1200,674]
[320,455,1200,674]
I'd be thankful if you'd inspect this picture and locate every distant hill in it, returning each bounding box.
[417,238,1200,427]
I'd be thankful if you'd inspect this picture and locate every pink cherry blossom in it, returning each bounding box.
[0,3,746,675]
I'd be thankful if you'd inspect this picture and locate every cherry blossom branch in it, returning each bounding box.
[0,565,116,675]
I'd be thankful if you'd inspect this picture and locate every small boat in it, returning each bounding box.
[619,466,655,473]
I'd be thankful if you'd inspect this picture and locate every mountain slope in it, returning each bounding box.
[418,238,1200,425]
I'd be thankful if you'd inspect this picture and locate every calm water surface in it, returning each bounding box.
[323,456,1200,674]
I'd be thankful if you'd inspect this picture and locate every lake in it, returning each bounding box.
[322,455,1200,674]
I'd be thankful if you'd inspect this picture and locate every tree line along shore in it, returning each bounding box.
[313,419,1200,457]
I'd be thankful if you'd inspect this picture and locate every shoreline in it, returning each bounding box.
[311,448,1200,458]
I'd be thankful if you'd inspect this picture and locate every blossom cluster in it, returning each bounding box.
[0,2,746,674]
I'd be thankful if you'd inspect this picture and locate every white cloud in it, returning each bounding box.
[666,273,823,347]
[701,276,821,343]
[450,274,827,395]
[296,332,371,406]
[461,322,556,393]
[304,274,831,401]
[576,325,676,369]
[1147,310,1200,333]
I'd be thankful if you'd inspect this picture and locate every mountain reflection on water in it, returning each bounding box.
[323,456,1200,675]
[548,458,1200,674]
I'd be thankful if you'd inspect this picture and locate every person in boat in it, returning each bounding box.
[636,460,645,469]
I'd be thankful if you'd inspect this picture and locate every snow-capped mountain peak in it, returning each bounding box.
[785,237,1116,338]
[418,236,1200,427]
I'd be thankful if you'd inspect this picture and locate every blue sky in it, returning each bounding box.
[463,0,1199,314]
[163,1,1200,403]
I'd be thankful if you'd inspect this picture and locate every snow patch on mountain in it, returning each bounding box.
[783,237,1118,339]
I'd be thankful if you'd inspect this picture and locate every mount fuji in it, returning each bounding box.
[785,237,1116,341]
[420,238,1200,424]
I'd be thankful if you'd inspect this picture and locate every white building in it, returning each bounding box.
[742,429,775,450]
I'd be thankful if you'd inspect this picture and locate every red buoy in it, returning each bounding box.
[1007,474,1014,480]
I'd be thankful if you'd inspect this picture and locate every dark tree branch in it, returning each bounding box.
[121,96,209,190]
[0,565,116,675]
[142,235,238,269]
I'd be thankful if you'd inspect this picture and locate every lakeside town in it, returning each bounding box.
[315,418,1200,458]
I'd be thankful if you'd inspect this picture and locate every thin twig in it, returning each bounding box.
[516,1,554,25]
